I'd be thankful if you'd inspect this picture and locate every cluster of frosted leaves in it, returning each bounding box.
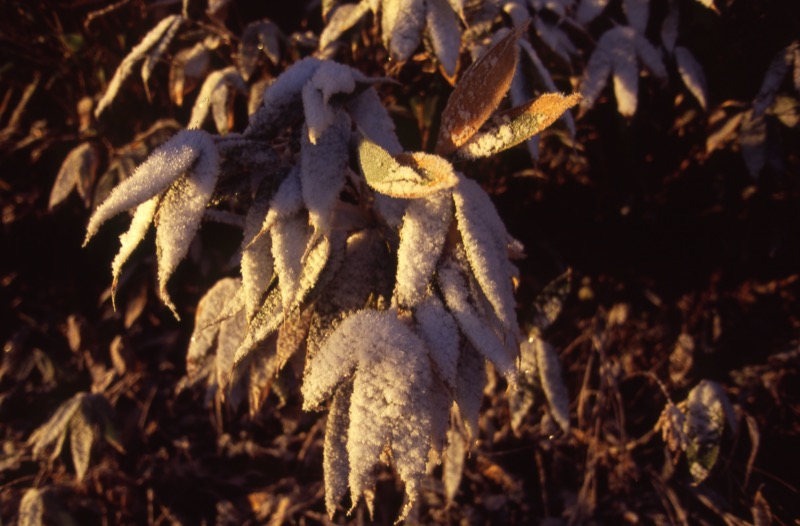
[320,0,466,77]
[88,26,577,518]
[655,379,737,483]
[26,393,115,482]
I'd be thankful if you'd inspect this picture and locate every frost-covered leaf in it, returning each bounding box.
[576,0,609,25]
[111,197,158,305]
[68,407,94,481]
[302,61,359,143]
[320,1,371,51]
[438,255,516,382]
[528,269,571,333]
[357,137,458,198]
[454,341,486,437]
[29,393,85,461]
[676,46,708,110]
[535,337,569,432]
[344,310,434,521]
[454,92,580,159]
[245,57,321,138]
[50,142,99,210]
[189,67,247,133]
[141,15,183,93]
[510,336,537,432]
[436,26,521,155]
[382,0,426,62]
[154,140,221,318]
[169,40,212,106]
[241,189,274,321]
[443,424,466,502]
[95,15,183,118]
[656,401,688,453]
[533,18,576,64]
[623,0,649,34]
[324,382,352,518]
[683,380,737,483]
[660,0,679,53]
[346,88,403,154]
[238,19,282,81]
[394,192,453,308]
[452,176,517,329]
[426,0,461,78]
[300,111,351,233]
[187,277,241,377]
[214,303,248,390]
[85,129,218,244]
[581,27,666,116]
[258,168,304,237]
[414,295,460,389]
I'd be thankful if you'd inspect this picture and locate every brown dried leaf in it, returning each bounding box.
[435,26,523,156]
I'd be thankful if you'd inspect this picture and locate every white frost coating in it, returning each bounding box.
[344,309,433,521]
[452,176,517,330]
[394,192,453,307]
[271,213,312,314]
[50,142,98,210]
[241,191,274,320]
[534,18,576,64]
[232,287,283,366]
[623,0,649,34]
[155,138,221,318]
[95,15,183,118]
[382,0,426,62]
[414,295,460,389]
[324,383,352,518]
[189,66,246,132]
[214,306,247,389]
[301,112,351,234]
[634,31,667,79]
[576,0,609,25]
[85,129,216,245]
[426,0,461,78]
[753,43,793,117]
[675,47,708,109]
[346,88,403,154]
[259,168,303,236]
[320,1,371,51]
[437,257,516,382]
[186,277,240,377]
[580,35,613,107]
[111,196,158,300]
[303,61,358,143]
[141,15,183,88]
[535,337,570,432]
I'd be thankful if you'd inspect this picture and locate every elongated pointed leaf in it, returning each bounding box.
[187,277,241,377]
[324,382,353,518]
[85,129,217,244]
[68,407,94,481]
[50,143,99,210]
[414,295,460,389]
[238,19,282,81]
[436,27,522,155]
[346,88,403,154]
[454,92,580,159]
[382,0,426,62]
[676,46,708,110]
[426,0,461,78]
[320,1,371,51]
[111,196,159,303]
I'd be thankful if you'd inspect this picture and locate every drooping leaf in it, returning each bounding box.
[533,18,576,64]
[452,175,517,329]
[300,111,351,233]
[382,0,426,63]
[68,406,94,481]
[29,393,85,461]
[357,137,458,198]
[623,0,649,34]
[50,142,99,210]
[320,1,371,51]
[169,40,212,106]
[443,424,467,503]
[95,15,183,118]
[739,110,767,179]
[141,15,183,92]
[535,336,569,432]
[576,0,609,25]
[302,61,359,143]
[154,141,221,318]
[241,187,274,321]
[214,303,248,390]
[454,341,486,437]
[85,129,218,244]
[754,42,798,117]
[454,92,580,159]
[189,67,247,133]
[527,268,571,334]
[18,488,45,526]
[414,294,460,389]
[426,0,461,78]
[186,277,241,377]
[510,336,538,432]
[232,286,283,366]
[238,19,282,81]
[394,191,453,308]
[110,197,158,304]
[676,46,708,110]
[324,381,353,518]
[436,26,522,155]
[660,0,679,53]
[346,88,403,154]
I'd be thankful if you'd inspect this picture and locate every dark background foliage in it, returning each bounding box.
[1,0,799,524]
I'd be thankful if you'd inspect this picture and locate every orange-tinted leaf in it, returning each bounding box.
[454,92,581,159]
[435,27,524,156]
